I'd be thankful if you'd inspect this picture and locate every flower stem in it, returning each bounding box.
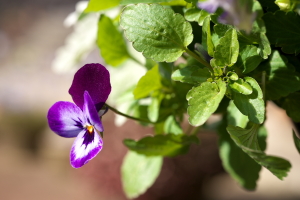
[104,103,154,124]
[129,54,144,67]
[184,48,214,73]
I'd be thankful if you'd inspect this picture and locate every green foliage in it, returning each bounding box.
[184,8,210,26]
[85,0,121,12]
[123,134,199,156]
[120,4,193,62]
[164,115,183,135]
[187,80,226,126]
[232,77,265,124]
[218,115,265,190]
[133,65,162,99]
[121,0,173,4]
[121,151,162,199]
[171,65,211,84]
[258,51,300,100]
[214,29,239,66]
[234,44,262,74]
[202,16,214,56]
[293,130,300,154]
[227,125,291,180]
[263,11,300,54]
[282,92,300,122]
[97,15,130,67]
[228,79,253,95]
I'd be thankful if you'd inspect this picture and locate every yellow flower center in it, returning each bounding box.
[86,125,94,134]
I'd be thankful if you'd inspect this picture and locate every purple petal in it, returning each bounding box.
[47,101,86,138]
[69,63,111,111]
[198,0,220,13]
[70,129,103,168]
[83,91,104,132]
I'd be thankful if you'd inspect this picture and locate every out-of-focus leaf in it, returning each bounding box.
[164,115,183,135]
[293,130,300,154]
[282,92,300,122]
[85,0,121,12]
[97,15,130,66]
[202,16,214,56]
[133,65,162,99]
[184,8,210,26]
[121,151,162,199]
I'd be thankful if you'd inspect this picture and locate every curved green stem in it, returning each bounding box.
[104,103,154,124]
[184,48,214,73]
[129,54,144,66]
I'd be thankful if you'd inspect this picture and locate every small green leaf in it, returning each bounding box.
[228,79,253,95]
[202,16,214,56]
[184,8,210,26]
[123,134,199,156]
[258,51,300,100]
[214,29,239,66]
[97,15,130,67]
[120,4,193,62]
[227,72,238,81]
[282,92,300,122]
[214,23,232,37]
[85,0,121,12]
[227,100,248,128]
[234,44,262,74]
[171,65,211,84]
[133,65,162,99]
[164,115,183,135]
[263,11,300,54]
[232,77,265,124]
[187,80,226,126]
[293,130,300,154]
[121,151,162,199]
[227,125,291,180]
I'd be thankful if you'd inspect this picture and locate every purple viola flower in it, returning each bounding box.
[47,63,111,168]
[198,0,255,33]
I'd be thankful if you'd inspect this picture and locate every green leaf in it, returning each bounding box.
[97,15,130,67]
[263,11,300,54]
[258,51,300,100]
[120,4,193,62]
[202,16,214,56]
[121,0,172,4]
[227,72,238,81]
[237,1,271,59]
[227,124,261,150]
[184,8,210,26]
[123,134,199,156]
[232,77,265,124]
[227,125,291,180]
[148,93,163,122]
[228,79,253,95]
[282,92,300,122]
[187,80,226,126]
[164,115,183,135]
[133,65,162,99]
[234,44,262,74]
[293,130,300,154]
[214,29,239,66]
[227,100,248,128]
[121,151,162,199]
[218,121,262,190]
[171,65,211,84]
[85,0,121,12]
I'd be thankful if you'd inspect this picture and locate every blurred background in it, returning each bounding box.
[0,0,300,199]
